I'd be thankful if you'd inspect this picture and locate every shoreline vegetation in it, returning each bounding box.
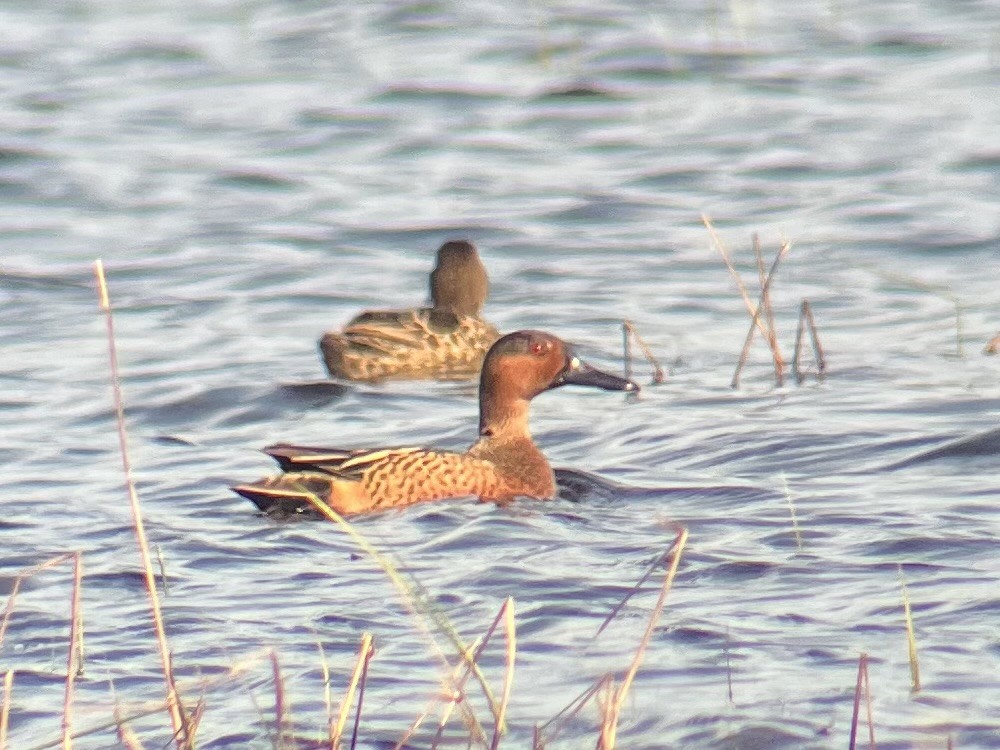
[0,250,940,749]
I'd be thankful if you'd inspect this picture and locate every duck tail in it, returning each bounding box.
[231,474,333,517]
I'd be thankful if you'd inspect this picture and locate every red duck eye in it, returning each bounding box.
[531,341,546,355]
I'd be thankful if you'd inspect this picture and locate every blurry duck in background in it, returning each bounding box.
[237,330,638,516]
[319,240,500,382]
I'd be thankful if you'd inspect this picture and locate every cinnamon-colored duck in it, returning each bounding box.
[234,330,638,516]
[319,240,500,382]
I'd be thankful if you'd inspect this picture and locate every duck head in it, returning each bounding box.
[478,330,638,437]
[429,240,489,317]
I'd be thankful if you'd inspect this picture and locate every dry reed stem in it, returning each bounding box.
[490,597,516,750]
[61,552,84,750]
[535,675,614,748]
[597,527,689,750]
[349,640,374,750]
[848,652,875,750]
[594,540,678,639]
[0,553,76,654]
[332,634,374,749]
[297,492,492,742]
[25,651,271,750]
[395,645,476,750]
[899,566,921,693]
[702,214,777,351]
[622,322,665,384]
[1,670,13,750]
[792,299,827,383]
[94,260,189,746]
[270,650,290,750]
[731,241,790,389]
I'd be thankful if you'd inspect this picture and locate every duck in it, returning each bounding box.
[234,330,638,516]
[319,240,500,382]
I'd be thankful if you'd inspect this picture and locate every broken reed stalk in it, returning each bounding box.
[297,492,493,742]
[1,670,13,750]
[898,566,921,693]
[792,299,826,383]
[847,653,876,750]
[0,553,76,654]
[622,321,665,384]
[93,260,189,747]
[597,527,689,750]
[332,633,374,749]
[731,241,791,389]
[702,214,782,357]
[593,541,678,639]
[61,552,84,750]
[753,234,783,386]
[270,650,288,750]
[349,640,374,750]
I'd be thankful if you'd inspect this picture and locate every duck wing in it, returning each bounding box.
[262,443,422,479]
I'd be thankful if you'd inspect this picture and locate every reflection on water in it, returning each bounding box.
[2,0,1000,747]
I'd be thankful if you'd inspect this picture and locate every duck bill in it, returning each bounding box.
[554,355,640,392]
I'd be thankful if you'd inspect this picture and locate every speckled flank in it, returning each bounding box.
[320,310,500,382]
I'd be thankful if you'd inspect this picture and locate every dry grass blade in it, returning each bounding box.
[899,566,921,693]
[1,553,76,655]
[1,670,13,750]
[297,491,491,742]
[731,241,791,389]
[94,260,189,747]
[270,650,290,750]
[332,634,374,749]
[490,597,517,750]
[724,627,734,705]
[622,321,665,384]
[61,552,84,750]
[598,526,689,750]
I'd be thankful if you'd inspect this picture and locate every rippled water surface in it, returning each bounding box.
[2,0,1000,747]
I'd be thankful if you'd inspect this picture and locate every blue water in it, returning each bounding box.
[2,0,999,747]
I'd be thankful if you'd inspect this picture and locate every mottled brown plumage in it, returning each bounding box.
[319,241,500,382]
[234,330,639,516]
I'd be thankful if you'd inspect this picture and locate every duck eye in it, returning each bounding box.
[531,341,547,355]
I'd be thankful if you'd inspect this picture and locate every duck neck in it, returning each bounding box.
[478,395,531,443]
